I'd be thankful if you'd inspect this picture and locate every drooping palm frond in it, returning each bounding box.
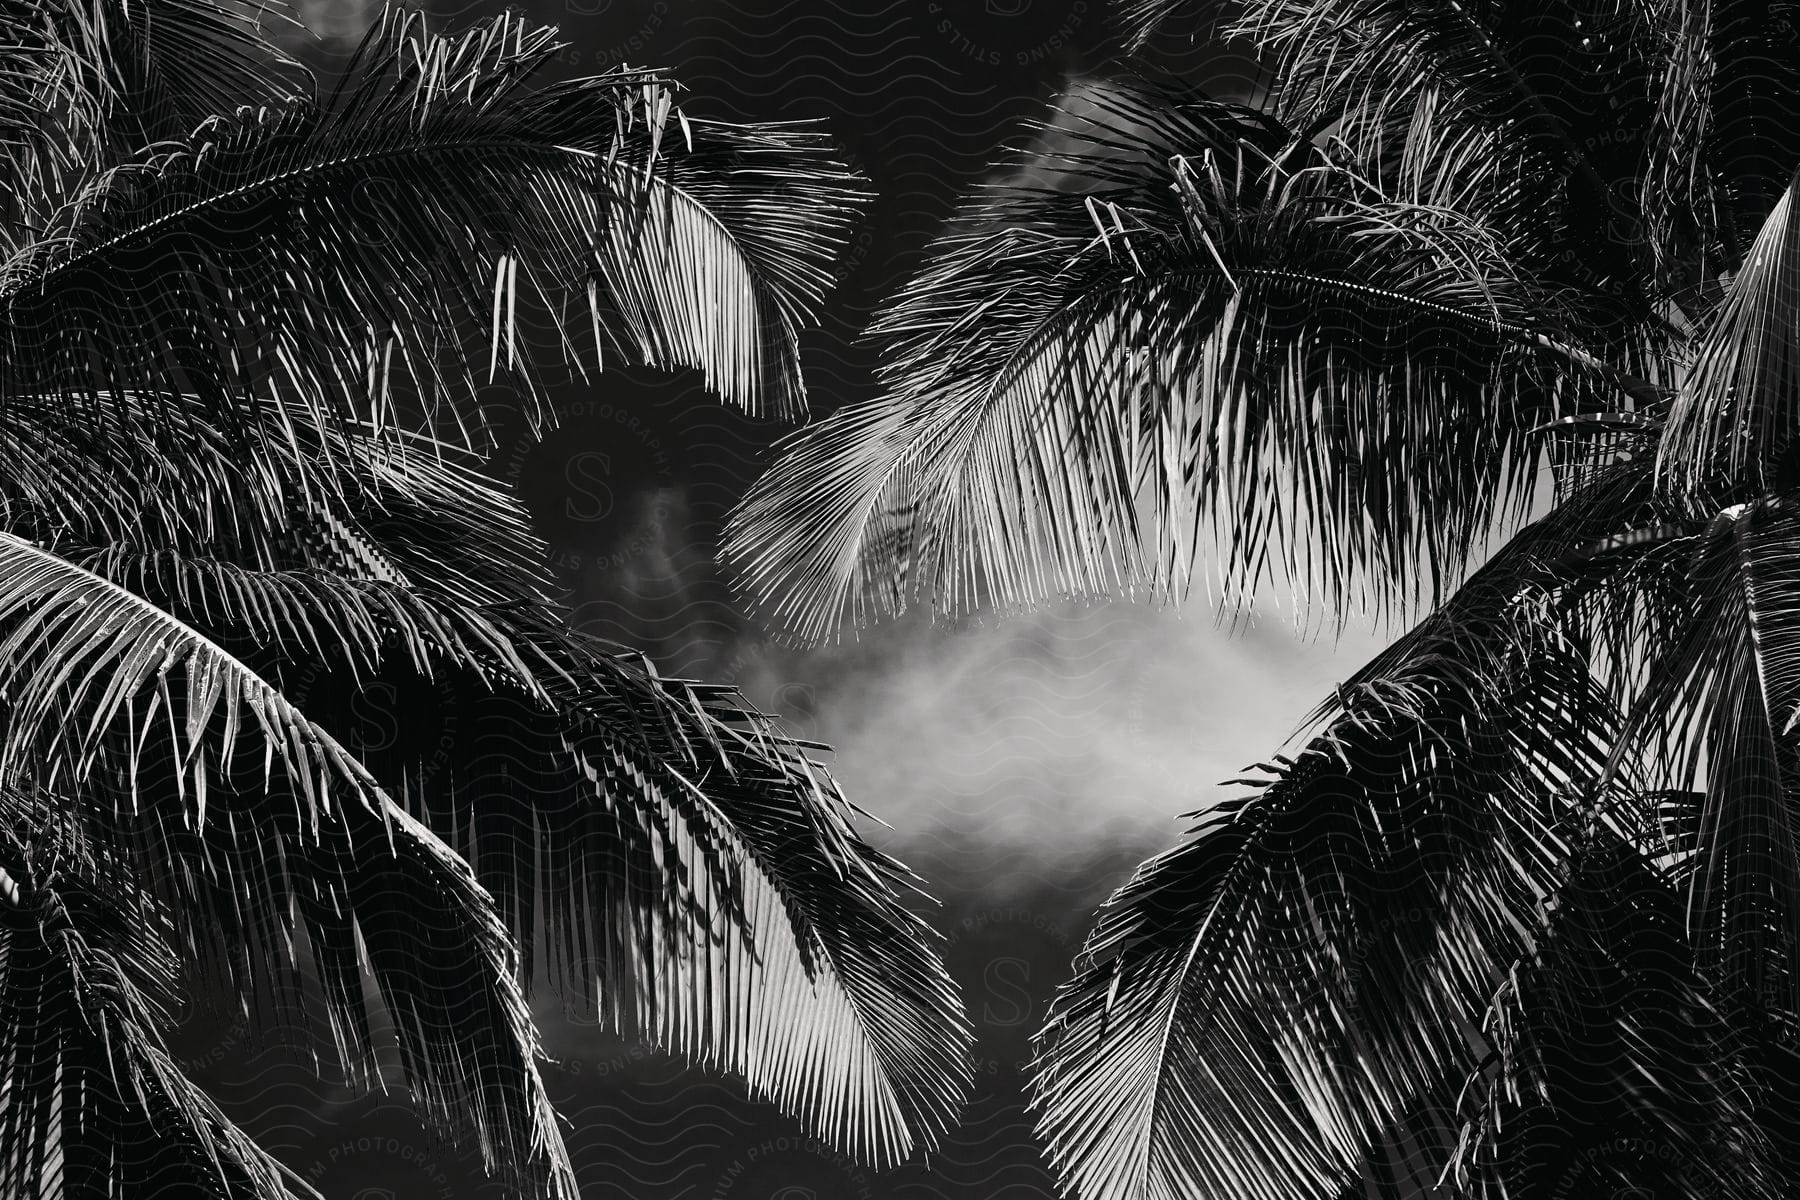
[727,76,1623,643]
[1225,0,1800,324]
[0,3,863,455]
[592,115,867,423]
[65,546,538,681]
[2,371,977,1159]
[439,620,975,1167]
[1226,0,1685,311]
[1025,508,1637,1199]
[1023,412,1800,1200]
[2,375,974,1166]
[1020,450,1695,1200]
[1028,651,1609,1200]
[0,533,579,1198]
[703,0,1800,1195]
[0,388,558,606]
[0,0,958,1183]
[55,530,975,1166]
[0,786,318,1200]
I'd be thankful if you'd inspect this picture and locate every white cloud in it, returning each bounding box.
[733,597,1392,901]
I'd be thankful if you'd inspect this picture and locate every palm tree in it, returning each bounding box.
[0,2,973,1196]
[725,0,1800,1196]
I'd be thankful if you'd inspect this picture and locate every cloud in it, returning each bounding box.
[730,597,1391,902]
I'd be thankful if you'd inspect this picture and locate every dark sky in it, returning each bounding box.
[170,3,1380,1197]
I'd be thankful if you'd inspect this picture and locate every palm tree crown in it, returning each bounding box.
[728,0,1800,1196]
[0,3,973,1196]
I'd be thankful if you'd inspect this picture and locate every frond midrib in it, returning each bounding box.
[2,134,600,302]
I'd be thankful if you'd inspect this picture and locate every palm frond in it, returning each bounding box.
[0,533,578,1198]
[0,388,558,608]
[1027,556,1623,1199]
[592,115,867,421]
[2,373,977,1164]
[0,4,94,235]
[0,785,318,1200]
[1658,167,1800,504]
[60,0,308,149]
[1230,0,1677,307]
[0,4,863,453]
[1607,496,1800,1014]
[0,0,309,253]
[1644,0,1800,277]
[1022,461,1677,1200]
[478,618,975,1167]
[66,545,540,683]
[61,534,976,1166]
[727,77,1604,643]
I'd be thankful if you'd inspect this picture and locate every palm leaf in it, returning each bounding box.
[1227,0,1678,313]
[1025,468,1663,1200]
[0,388,558,609]
[0,785,318,1200]
[1607,496,1800,1014]
[9,390,973,1168]
[1029,614,1609,1198]
[727,77,1607,643]
[0,532,578,1198]
[462,619,975,1166]
[61,533,976,1166]
[1658,167,1800,503]
[0,4,863,453]
[0,0,309,257]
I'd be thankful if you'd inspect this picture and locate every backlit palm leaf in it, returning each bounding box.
[0,0,960,1188]
[0,533,578,1198]
[726,76,1617,643]
[719,0,1800,1196]
[0,389,556,604]
[1027,503,1631,1200]
[33,410,975,1166]
[419,615,974,1165]
[1659,168,1800,503]
[110,554,974,1164]
[0,5,862,453]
